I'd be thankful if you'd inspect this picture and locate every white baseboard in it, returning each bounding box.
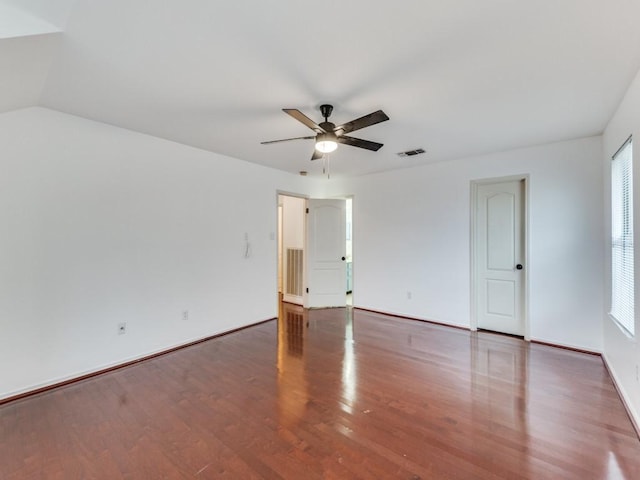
[602,353,640,439]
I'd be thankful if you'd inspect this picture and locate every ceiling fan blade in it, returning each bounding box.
[337,135,384,151]
[334,110,389,135]
[283,109,325,133]
[261,135,315,145]
[311,149,323,161]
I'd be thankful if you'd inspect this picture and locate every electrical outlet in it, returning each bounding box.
[182,310,189,321]
[118,322,127,335]
[407,291,412,300]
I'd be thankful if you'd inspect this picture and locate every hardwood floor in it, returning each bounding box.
[2,304,639,479]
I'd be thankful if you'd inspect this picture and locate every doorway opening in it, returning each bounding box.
[346,197,353,306]
[278,194,306,306]
[277,194,352,309]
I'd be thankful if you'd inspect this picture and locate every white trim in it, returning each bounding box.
[602,353,640,439]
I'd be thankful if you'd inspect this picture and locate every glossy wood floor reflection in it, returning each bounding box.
[2,305,640,479]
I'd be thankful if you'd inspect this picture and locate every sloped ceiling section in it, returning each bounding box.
[0,3,59,38]
[0,34,61,112]
[0,2,66,112]
[3,0,77,30]
[9,0,640,176]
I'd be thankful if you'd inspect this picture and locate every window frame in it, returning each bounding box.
[610,136,635,337]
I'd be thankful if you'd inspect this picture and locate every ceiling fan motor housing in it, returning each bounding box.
[319,121,335,132]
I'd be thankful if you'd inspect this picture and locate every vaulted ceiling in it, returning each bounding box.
[3,0,640,177]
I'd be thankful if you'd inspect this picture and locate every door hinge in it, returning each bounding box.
[306,208,309,214]
[306,287,309,293]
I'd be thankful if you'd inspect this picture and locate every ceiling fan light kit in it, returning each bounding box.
[261,103,389,163]
[315,132,338,153]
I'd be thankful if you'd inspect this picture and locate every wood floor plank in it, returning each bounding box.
[2,304,640,479]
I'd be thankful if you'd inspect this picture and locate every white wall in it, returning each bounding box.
[0,106,611,404]
[326,136,604,351]
[0,107,322,400]
[603,68,640,427]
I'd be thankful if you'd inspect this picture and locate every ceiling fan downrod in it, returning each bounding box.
[319,104,333,122]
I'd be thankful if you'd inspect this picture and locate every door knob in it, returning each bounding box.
[341,256,346,261]
[516,264,523,270]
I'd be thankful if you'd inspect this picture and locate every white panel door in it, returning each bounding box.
[307,199,346,308]
[476,181,524,335]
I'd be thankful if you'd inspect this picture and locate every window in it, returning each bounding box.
[611,137,634,336]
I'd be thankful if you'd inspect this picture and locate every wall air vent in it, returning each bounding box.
[397,148,426,157]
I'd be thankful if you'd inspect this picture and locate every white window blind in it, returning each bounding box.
[611,138,634,336]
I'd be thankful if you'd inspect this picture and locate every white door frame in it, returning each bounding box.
[470,175,530,340]
[277,191,354,310]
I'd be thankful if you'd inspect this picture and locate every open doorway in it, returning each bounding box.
[277,194,352,309]
[346,197,353,306]
[278,194,306,306]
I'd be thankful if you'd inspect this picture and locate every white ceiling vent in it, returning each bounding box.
[397,148,426,157]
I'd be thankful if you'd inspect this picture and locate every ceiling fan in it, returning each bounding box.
[261,104,389,160]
